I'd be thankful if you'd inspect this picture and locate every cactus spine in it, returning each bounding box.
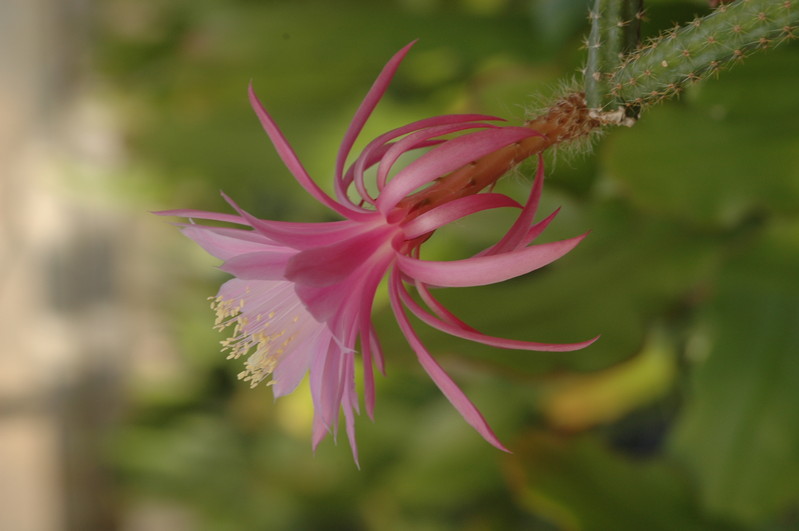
[610,0,799,108]
[585,0,644,115]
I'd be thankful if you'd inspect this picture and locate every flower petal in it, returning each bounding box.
[154,208,245,225]
[376,122,494,192]
[248,84,370,220]
[179,225,275,260]
[400,193,521,239]
[485,153,545,254]
[335,41,416,186]
[219,250,295,280]
[376,126,541,214]
[285,225,396,287]
[396,233,588,287]
[400,280,599,352]
[388,270,509,452]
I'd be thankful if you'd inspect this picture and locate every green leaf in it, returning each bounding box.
[670,220,799,524]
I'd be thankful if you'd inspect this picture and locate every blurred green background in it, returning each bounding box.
[3,0,798,530]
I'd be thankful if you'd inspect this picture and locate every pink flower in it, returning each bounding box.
[158,43,595,464]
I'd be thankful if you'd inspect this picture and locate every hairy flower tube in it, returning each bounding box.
[158,43,595,463]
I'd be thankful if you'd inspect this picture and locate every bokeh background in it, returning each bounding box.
[2,0,799,529]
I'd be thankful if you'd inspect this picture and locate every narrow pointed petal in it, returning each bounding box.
[180,225,275,260]
[376,127,541,214]
[401,193,521,239]
[414,280,479,332]
[220,191,374,248]
[154,208,245,225]
[335,41,416,183]
[388,271,509,452]
[399,281,599,352]
[219,250,295,280]
[341,113,502,202]
[376,122,493,190]
[249,84,367,219]
[486,153,545,254]
[396,233,587,288]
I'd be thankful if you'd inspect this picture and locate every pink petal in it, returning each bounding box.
[248,84,370,221]
[341,113,502,204]
[219,250,295,280]
[179,225,275,260]
[485,153,545,254]
[376,122,493,191]
[271,327,329,398]
[400,193,521,239]
[414,280,478,332]
[376,126,541,214]
[154,208,245,225]
[285,224,396,287]
[335,41,416,186]
[388,270,509,452]
[220,191,376,249]
[399,280,599,352]
[396,233,588,288]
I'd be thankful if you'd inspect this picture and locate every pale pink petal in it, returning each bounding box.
[388,270,509,452]
[377,126,541,214]
[219,250,295,280]
[154,208,245,225]
[310,343,345,434]
[220,191,376,248]
[341,372,360,468]
[396,234,588,287]
[179,225,276,260]
[271,327,331,398]
[400,193,521,239]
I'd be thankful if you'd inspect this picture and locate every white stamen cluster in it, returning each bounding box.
[209,283,308,388]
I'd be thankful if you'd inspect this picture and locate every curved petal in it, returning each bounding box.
[396,233,588,288]
[335,41,416,185]
[377,127,541,214]
[478,208,560,257]
[376,122,494,191]
[220,191,376,249]
[414,280,478,332]
[400,280,599,352]
[341,113,502,204]
[485,153,545,254]
[388,270,509,452]
[179,225,275,260]
[248,84,370,220]
[400,193,521,239]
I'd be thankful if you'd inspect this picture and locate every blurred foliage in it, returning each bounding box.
[94,0,799,529]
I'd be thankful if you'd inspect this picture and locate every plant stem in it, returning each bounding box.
[610,0,799,108]
[584,0,643,112]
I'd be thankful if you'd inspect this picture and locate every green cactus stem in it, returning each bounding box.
[584,0,643,114]
[610,0,799,109]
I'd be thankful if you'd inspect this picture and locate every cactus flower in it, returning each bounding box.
[158,43,594,463]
